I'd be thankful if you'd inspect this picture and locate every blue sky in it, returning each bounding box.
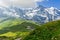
[37,0,60,9]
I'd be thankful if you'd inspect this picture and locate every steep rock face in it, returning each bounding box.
[0,5,60,23]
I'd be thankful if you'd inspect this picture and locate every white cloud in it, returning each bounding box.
[35,0,49,2]
[0,0,48,8]
[35,0,44,2]
[0,0,36,8]
[3,11,20,18]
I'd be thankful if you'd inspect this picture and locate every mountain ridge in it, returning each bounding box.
[23,20,60,40]
[0,18,40,40]
[0,5,60,23]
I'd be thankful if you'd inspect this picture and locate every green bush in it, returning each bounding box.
[23,20,60,40]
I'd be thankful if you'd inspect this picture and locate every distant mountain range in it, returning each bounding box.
[0,5,60,23]
[0,5,60,40]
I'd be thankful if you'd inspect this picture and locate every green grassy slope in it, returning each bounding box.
[23,20,60,40]
[0,18,40,40]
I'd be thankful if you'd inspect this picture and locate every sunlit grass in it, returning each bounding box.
[0,18,39,40]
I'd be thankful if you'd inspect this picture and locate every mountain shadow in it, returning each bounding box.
[0,22,40,34]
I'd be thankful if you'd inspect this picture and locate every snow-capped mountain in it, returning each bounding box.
[0,5,60,23]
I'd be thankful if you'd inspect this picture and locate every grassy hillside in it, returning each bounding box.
[0,18,40,40]
[23,20,60,40]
